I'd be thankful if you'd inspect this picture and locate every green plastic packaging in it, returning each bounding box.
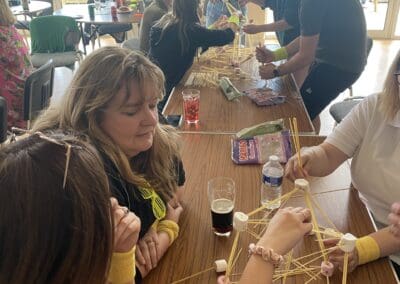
[235,119,284,139]
[219,77,243,101]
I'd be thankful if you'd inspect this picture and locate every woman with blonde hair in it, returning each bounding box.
[33,46,185,282]
[0,131,140,283]
[0,0,32,129]
[285,50,400,276]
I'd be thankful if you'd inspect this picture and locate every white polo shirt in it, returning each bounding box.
[326,93,400,263]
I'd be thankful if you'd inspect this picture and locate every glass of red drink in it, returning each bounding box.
[207,177,235,237]
[182,89,200,124]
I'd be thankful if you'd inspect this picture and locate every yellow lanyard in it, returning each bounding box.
[138,181,166,220]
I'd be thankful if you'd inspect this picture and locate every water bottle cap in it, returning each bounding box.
[269,155,279,162]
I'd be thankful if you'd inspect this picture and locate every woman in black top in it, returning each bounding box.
[33,46,185,283]
[148,0,237,112]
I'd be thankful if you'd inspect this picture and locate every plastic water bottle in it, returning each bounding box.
[261,155,283,209]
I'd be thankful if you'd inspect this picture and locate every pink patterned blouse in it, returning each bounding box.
[0,25,32,129]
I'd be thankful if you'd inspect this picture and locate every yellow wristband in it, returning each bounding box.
[108,246,136,284]
[272,47,288,61]
[228,14,240,26]
[356,236,380,265]
[157,220,179,245]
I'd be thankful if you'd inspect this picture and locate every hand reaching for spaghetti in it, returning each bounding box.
[324,238,359,273]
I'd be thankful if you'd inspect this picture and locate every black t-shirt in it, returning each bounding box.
[102,154,186,239]
[299,0,367,73]
[265,0,300,46]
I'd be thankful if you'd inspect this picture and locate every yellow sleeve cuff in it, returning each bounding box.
[108,246,136,284]
[356,236,381,265]
[157,220,179,245]
[272,47,288,61]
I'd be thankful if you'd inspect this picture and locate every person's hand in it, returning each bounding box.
[260,207,312,255]
[213,15,228,29]
[217,275,231,284]
[111,198,141,253]
[389,202,400,237]
[165,202,184,223]
[324,238,359,272]
[136,227,159,271]
[259,63,277,80]
[256,45,274,63]
[243,24,263,34]
[284,147,316,181]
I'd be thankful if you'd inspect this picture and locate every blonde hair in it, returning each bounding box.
[380,50,400,121]
[0,0,16,26]
[33,46,181,201]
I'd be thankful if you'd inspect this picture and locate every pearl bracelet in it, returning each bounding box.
[248,243,284,268]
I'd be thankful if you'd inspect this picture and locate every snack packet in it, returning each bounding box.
[236,119,284,139]
[244,87,286,106]
[219,77,243,101]
[231,130,291,164]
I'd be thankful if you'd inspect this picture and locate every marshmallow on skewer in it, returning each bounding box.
[214,259,227,273]
[320,261,334,277]
[338,233,357,253]
[294,179,310,192]
[233,212,249,232]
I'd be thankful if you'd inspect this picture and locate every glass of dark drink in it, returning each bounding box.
[207,177,235,237]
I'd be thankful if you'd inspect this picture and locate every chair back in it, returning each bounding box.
[24,60,54,122]
[30,15,80,54]
[0,97,7,143]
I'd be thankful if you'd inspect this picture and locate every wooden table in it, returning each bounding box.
[144,134,397,284]
[54,4,142,54]
[163,74,315,134]
[10,0,51,16]
[53,4,142,25]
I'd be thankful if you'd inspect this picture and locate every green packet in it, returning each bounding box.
[219,77,243,101]
[235,118,284,139]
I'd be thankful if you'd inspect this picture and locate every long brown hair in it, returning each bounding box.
[0,132,113,283]
[33,46,181,201]
[0,0,16,26]
[155,0,200,54]
[380,50,400,121]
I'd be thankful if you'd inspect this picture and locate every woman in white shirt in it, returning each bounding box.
[285,50,400,274]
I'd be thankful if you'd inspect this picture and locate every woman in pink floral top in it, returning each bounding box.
[0,0,32,129]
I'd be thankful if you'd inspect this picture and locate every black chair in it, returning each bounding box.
[329,96,364,124]
[24,60,54,126]
[329,37,374,124]
[0,97,7,143]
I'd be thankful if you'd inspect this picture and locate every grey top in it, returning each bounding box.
[300,0,367,74]
[139,0,168,53]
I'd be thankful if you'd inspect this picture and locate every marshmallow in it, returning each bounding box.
[339,233,357,253]
[214,259,227,272]
[323,228,337,239]
[294,179,310,192]
[320,261,334,277]
[233,212,249,232]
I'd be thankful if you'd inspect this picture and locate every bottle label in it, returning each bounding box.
[263,175,283,186]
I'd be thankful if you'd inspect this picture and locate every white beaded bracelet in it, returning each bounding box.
[248,243,284,268]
